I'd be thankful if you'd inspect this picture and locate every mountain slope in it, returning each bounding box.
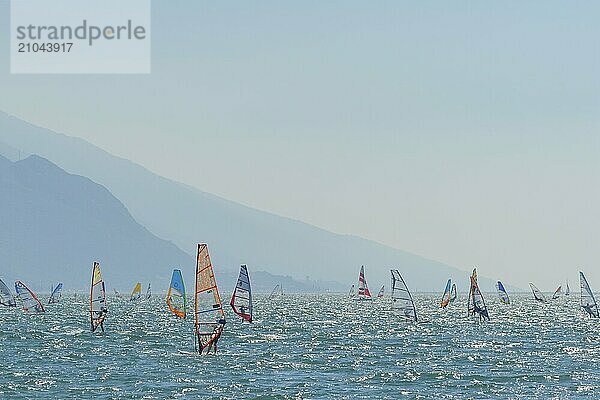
[0,154,193,290]
[0,111,497,291]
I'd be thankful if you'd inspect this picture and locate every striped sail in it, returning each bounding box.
[166,269,186,319]
[194,244,226,354]
[146,283,152,300]
[48,283,63,304]
[390,269,417,322]
[130,282,141,301]
[15,281,44,313]
[90,262,107,332]
[230,265,253,323]
[0,279,16,307]
[579,271,599,318]
[529,283,547,302]
[440,279,452,308]
[467,268,489,321]
[497,281,510,304]
[357,266,372,299]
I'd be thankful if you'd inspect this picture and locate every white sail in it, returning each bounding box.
[0,279,16,307]
[390,270,417,322]
[552,286,562,300]
[579,271,599,318]
[529,283,547,302]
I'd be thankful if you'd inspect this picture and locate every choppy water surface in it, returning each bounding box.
[0,293,599,399]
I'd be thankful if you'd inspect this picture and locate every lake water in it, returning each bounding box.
[0,293,598,399]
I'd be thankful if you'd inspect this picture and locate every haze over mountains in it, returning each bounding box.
[0,111,503,292]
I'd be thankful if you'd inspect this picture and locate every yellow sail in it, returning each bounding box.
[194,243,225,354]
[130,282,141,301]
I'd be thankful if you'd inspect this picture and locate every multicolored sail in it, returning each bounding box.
[552,285,562,300]
[497,281,510,304]
[166,269,186,319]
[194,244,226,354]
[390,270,417,322]
[450,283,457,303]
[146,283,152,300]
[529,283,547,302]
[0,279,16,307]
[48,283,63,304]
[579,271,599,318]
[357,266,372,300]
[15,281,44,313]
[467,268,489,321]
[377,285,385,298]
[90,262,107,332]
[230,265,252,323]
[440,279,452,308]
[130,282,141,301]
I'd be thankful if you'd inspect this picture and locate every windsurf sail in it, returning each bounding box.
[48,283,63,304]
[450,283,457,303]
[390,270,417,321]
[357,266,372,300]
[194,244,226,354]
[552,285,562,300]
[579,271,599,318]
[268,284,283,299]
[565,281,570,296]
[377,285,385,298]
[348,284,355,298]
[90,262,107,332]
[130,282,141,301]
[529,283,547,302]
[113,289,121,298]
[230,264,252,323]
[467,268,490,321]
[166,269,186,319]
[0,279,16,307]
[15,281,44,313]
[146,283,152,300]
[440,279,452,308]
[496,281,510,304]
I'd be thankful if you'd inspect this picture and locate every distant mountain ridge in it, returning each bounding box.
[0,111,503,291]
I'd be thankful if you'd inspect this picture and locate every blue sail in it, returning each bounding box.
[48,283,63,304]
[497,281,510,304]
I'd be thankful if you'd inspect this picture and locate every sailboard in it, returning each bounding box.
[357,266,372,300]
[377,285,385,298]
[579,271,599,318]
[565,281,570,296]
[230,264,252,323]
[450,283,457,303]
[440,279,452,308]
[496,281,510,304]
[348,284,355,298]
[130,282,141,301]
[529,283,547,302]
[0,278,16,307]
[467,268,490,321]
[194,244,226,354]
[48,283,63,304]
[390,269,417,322]
[90,262,107,332]
[114,289,122,298]
[15,281,45,313]
[166,269,186,319]
[146,283,152,300]
[552,286,562,300]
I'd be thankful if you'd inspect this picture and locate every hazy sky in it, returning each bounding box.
[1,1,599,288]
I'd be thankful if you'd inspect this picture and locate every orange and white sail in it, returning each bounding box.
[194,244,226,354]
